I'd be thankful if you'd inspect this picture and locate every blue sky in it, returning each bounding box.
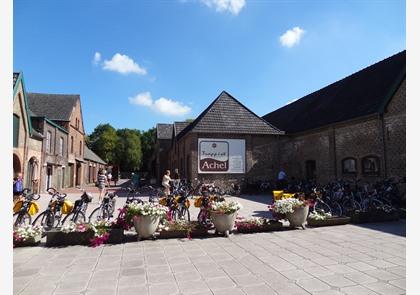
[14,0,405,134]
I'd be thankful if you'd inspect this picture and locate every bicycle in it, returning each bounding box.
[88,191,115,223]
[32,188,71,230]
[62,191,93,225]
[13,189,41,227]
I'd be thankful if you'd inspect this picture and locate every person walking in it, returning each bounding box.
[162,170,172,196]
[97,169,108,203]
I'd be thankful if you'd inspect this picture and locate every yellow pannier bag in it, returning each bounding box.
[282,193,296,199]
[194,197,203,208]
[61,200,74,214]
[28,202,39,216]
[185,199,191,208]
[13,200,23,213]
[159,197,167,206]
[272,190,284,201]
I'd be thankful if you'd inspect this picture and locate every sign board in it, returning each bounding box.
[198,138,245,174]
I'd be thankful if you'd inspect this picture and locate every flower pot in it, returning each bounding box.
[133,215,161,239]
[105,227,124,244]
[46,230,94,247]
[307,216,351,227]
[286,205,309,229]
[210,212,237,237]
[14,234,42,247]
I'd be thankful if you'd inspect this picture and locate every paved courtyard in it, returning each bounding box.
[14,220,406,295]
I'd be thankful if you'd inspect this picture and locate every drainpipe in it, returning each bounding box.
[380,114,388,178]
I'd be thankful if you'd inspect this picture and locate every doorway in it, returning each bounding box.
[76,162,81,186]
[46,165,53,190]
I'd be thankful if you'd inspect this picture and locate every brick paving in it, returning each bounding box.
[14,218,406,295]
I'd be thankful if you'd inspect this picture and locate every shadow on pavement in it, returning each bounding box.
[236,194,273,205]
[353,219,406,237]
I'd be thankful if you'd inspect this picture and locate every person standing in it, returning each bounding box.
[173,168,180,191]
[277,168,287,190]
[162,170,172,196]
[13,173,24,203]
[107,171,112,188]
[97,170,108,203]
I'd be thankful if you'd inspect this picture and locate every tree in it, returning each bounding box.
[140,127,156,173]
[115,129,142,172]
[88,124,118,164]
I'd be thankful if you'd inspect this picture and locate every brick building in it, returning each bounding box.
[28,93,87,188]
[156,51,405,187]
[30,115,69,191]
[84,146,107,184]
[263,50,406,184]
[13,72,43,193]
[157,91,284,188]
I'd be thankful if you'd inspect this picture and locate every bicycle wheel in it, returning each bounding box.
[89,207,109,223]
[181,207,191,222]
[197,209,206,224]
[62,211,86,225]
[32,211,55,230]
[314,200,331,215]
[329,202,343,217]
[13,212,31,227]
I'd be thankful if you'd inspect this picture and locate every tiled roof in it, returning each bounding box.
[177,91,284,140]
[263,50,406,134]
[27,93,79,121]
[174,121,191,137]
[84,146,107,165]
[156,123,173,140]
[13,72,20,89]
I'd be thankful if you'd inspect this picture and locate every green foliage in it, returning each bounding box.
[140,127,157,172]
[115,129,142,172]
[88,124,118,163]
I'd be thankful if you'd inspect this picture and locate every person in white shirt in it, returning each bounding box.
[162,170,172,196]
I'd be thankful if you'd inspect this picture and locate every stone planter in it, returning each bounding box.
[133,215,161,239]
[236,220,284,234]
[210,212,238,237]
[286,205,309,229]
[158,227,208,239]
[14,234,42,247]
[350,210,400,224]
[307,216,351,227]
[105,227,124,244]
[46,230,94,247]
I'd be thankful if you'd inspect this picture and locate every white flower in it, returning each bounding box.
[271,198,306,214]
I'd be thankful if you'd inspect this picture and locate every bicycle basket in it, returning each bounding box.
[13,200,23,213]
[61,200,74,214]
[28,202,40,216]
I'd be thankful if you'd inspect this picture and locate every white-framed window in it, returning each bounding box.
[46,131,52,153]
[59,137,64,156]
[342,157,357,174]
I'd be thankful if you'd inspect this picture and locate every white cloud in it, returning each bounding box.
[92,52,101,65]
[128,92,153,106]
[279,27,305,48]
[201,0,246,15]
[103,53,147,75]
[129,92,191,116]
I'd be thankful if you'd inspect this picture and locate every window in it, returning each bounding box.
[342,158,357,174]
[13,114,19,148]
[59,137,64,156]
[362,156,380,175]
[79,141,82,156]
[70,136,74,153]
[46,131,52,153]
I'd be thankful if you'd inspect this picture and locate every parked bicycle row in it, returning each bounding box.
[13,179,237,230]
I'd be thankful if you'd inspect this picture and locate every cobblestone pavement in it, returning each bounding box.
[14,220,406,295]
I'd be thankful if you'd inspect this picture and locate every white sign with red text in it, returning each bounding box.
[198,139,245,174]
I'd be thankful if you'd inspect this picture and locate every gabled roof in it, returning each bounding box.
[84,146,107,165]
[156,123,173,140]
[13,72,20,89]
[263,50,406,134]
[174,121,191,137]
[27,93,79,121]
[176,91,284,140]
